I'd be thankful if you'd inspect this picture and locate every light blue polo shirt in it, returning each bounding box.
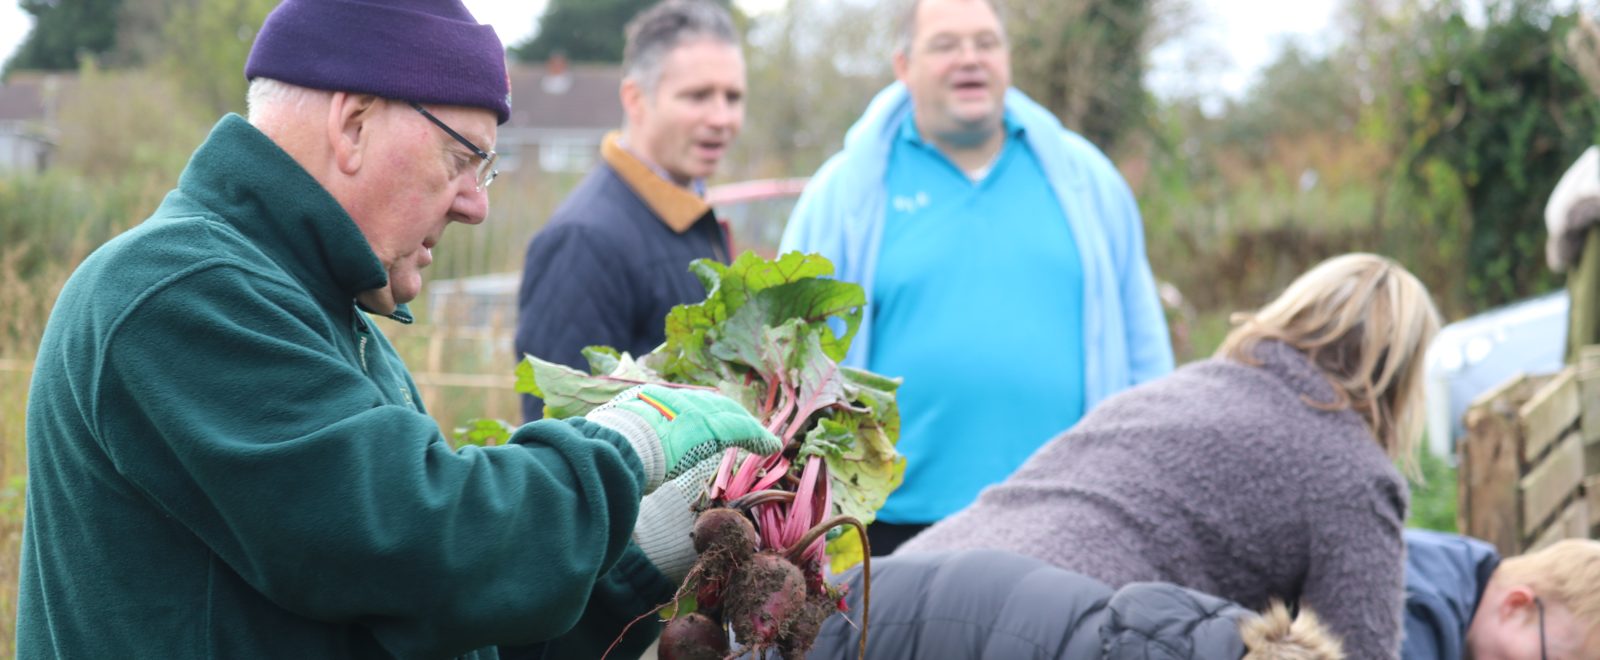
[870,113,1086,523]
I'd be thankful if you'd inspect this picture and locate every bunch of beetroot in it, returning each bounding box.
[655,504,866,659]
[518,253,904,659]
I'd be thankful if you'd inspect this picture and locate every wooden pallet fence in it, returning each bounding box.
[1582,346,1600,540]
[380,295,522,439]
[1460,347,1600,556]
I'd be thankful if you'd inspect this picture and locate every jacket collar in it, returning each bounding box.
[175,115,408,321]
[600,132,711,233]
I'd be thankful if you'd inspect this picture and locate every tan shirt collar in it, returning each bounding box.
[600,132,711,234]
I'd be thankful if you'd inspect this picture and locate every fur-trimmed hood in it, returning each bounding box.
[1242,601,1345,660]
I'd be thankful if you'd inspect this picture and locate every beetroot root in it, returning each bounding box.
[725,552,807,648]
[776,588,839,660]
[692,507,758,559]
[689,508,759,615]
[657,612,728,660]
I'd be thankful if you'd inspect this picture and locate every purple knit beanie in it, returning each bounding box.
[245,0,511,124]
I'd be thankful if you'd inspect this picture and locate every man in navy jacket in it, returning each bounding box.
[517,0,743,421]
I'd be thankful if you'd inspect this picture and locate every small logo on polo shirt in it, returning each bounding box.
[892,191,930,214]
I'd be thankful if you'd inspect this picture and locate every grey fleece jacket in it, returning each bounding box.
[899,340,1408,659]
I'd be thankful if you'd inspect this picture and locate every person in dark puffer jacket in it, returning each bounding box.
[804,549,1343,660]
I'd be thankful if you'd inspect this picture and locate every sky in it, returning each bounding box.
[1150,0,1341,102]
[0,0,1338,103]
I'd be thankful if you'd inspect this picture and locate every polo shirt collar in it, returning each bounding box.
[898,109,1025,148]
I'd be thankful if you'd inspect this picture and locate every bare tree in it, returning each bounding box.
[730,0,895,178]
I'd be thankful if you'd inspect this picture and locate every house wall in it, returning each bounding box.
[495,127,610,174]
[0,126,50,173]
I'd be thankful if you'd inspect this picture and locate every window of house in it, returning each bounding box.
[538,137,597,173]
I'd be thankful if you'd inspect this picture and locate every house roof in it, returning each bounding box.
[0,74,51,122]
[507,63,623,132]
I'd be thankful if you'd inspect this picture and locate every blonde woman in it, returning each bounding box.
[898,253,1442,659]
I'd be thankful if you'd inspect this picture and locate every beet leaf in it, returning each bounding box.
[517,251,902,576]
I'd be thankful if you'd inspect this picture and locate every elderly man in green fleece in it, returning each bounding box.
[14,1,777,658]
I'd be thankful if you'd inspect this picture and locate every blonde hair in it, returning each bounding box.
[1217,253,1441,478]
[1240,601,1345,660]
[1496,539,1600,640]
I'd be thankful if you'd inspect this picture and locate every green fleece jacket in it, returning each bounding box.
[17,115,674,659]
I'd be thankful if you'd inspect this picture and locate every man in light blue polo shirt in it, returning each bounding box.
[781,0,1173,554]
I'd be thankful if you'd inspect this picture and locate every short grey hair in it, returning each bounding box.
[895,0,1007,57]
[623,0,739,92]
[246,77,330,126]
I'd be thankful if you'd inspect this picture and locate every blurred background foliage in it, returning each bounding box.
[510,0,739,64]
[11,0,1597,319]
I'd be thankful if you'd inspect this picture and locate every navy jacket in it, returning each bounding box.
[516,140,728,421]
[806,549,1250,659]
[1402,530,1500,660]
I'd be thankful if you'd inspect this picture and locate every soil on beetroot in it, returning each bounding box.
[726,552,807,646]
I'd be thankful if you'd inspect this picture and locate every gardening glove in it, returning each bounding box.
[632,456,722,582]
[586,384,779,494]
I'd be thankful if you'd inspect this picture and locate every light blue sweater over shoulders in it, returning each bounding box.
[780,83,1174,408]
